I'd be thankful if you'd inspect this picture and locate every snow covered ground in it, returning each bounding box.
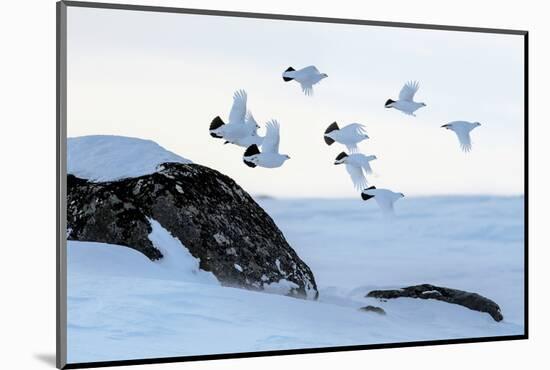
[67,135,191,182]
[67,195,524,364]
[257,196,525,326]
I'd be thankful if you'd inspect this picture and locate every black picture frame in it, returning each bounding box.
[56,1,529,368]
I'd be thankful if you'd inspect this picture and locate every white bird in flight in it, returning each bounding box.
[324,122,369,153]
[334,152,377,191]
[243,120,290,168]
[441,121,481,152]
[385,81,426,116]
[210,90,259,142]
[224,112,264,148]
[282,66,328,96]
[361,186,405,215]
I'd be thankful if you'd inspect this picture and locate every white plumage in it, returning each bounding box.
[385,81,426,116]
[225,112,264,148]
[324,122,369,153]
[243,120,290,169]
[361,187,405,215]
[334,152,377,190]
[282,66,328,96]
[209,90,258,142]
[441,121,481,152]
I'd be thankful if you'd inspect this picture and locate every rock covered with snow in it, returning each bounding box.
[367,284,503,322]
[67,158,318,299]
[67,135,192,182]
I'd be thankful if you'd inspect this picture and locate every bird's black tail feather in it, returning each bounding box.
[323,122,339,145]
[283,66,295,82]
[209,116,225,138]
[324,136,335,146]
[243,160,257,168]
[325,122,339,134]
[361,186,376,201]
[244,144,261,157]
[335,152,348,161]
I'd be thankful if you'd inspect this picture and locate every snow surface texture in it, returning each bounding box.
[67,196,524,363]
[67,135,192,182]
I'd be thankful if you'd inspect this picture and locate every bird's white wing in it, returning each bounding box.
[245,111,260,133]
[398,81,419,102]
[346,123,368,136]
[300,65,320,75]
[245,111,257,126]
[262,120,280,153]
[375,196,395,215]
[345,163,368,190]
[228,90,247,124]
[300,83,314,96]
[357,155,374,174]
[453,127,472,152]
[346,143,359,153]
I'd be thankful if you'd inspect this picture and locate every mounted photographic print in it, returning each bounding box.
[56,1,528,368]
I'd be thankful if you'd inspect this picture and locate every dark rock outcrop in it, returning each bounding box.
[359,305,386,315]
[67,162,318,299]
[366,284,503,322]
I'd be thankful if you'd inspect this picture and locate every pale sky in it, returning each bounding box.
[66,6,525,198]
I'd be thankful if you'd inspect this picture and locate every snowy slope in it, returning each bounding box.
[67,135,191,182]
[67,196,524,364]
[67,273,519,363]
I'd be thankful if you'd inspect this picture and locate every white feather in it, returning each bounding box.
[362,188,404,215]
[228,90,247,125]
[399,81,419,102]
[442,121,480,153]
[283,65,327,96]
[262,120,280,154]
[325,123,369,152]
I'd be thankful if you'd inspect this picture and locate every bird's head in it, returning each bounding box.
[385,99,395,108]
[399,193,405,198]
[367,155,377,161]
[321,73,328,79]
[441,123,452,130]
[421,102,427,107]
[334,152,348,165]
[285,154,291,160]
[474,122,481,127]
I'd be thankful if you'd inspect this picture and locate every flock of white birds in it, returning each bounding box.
[209,65,482,214]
